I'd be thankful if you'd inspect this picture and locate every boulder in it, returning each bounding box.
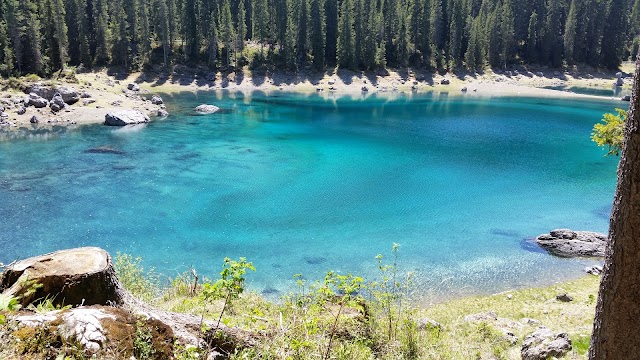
[28,84,57,100]
[416,318,443,331]
[195,104,220,114]
[50,93,67,110]
[585,264,603,275]
[17,106,26,115]
[361,86,369,92]
[104,110,150,126]
[461,86,468,92]
[127,83,140,92]
[82,98,96,106]
[535,229,607,257]
[50,103,62,112]
[56,86,80,104]
[556,293,573,302]
[151,95,164,105]
[0,247,125,307]
[30,115,39,124]
[440,78,450,85]
[157,109,169,117]
[521,327,572,360]
[28,85,79,104]
[28,93,49,108]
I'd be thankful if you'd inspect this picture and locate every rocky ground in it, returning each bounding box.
[0,73,167,139]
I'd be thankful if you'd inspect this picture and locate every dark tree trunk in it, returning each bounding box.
[589,55,640,358]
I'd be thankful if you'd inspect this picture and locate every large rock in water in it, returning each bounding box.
[104,110,150,126]
[0,247,124,307]
[195,104,220,114]
[535,229,607,257]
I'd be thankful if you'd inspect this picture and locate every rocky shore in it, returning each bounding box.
[0,74,167,137]
[0,63,632,140]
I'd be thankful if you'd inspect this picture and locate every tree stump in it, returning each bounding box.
[0,247,124,307]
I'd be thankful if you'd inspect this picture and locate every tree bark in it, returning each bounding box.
[589,56,640,358]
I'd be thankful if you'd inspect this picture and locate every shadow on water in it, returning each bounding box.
[519,238,548,254]
[592,205,612,220]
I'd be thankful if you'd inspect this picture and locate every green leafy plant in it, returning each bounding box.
[317,271,365,360]
[592,108,626,156]
[0,293,20,324]
[201,257,256,334]
[133,321,156,360]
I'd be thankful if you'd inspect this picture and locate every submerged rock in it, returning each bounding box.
[521,327,572,360]
[104,110,150,126]
[84,146,126,155]
[535,229,606,257]
[195,104,220,114]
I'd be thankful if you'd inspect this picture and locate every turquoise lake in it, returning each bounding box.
[0,91,620,301]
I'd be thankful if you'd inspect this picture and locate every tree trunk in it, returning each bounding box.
[589,55,640,358]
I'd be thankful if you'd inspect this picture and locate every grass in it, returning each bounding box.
[144,254,600,359]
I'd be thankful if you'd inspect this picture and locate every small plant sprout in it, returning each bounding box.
[201,257,256,334]
[318,271,365,360]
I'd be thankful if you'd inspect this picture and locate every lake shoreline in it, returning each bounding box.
[0,63,633,136]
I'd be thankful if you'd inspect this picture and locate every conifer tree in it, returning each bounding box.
[564,0,577,64]
[325,0,338,65]
[499,0,514,67]
[542,0,562,67]
[22,0,44,74]
[526,10,538,62]
[183,0,200,62]
[157,0,170,65]
[51,0,68,69]
[221,0,235,66]
[296,0,309,61]
[4,0,21,74]
[337,0,355,68]
[76,0,92,66]
[310,0,326,69]
[138,0,151,66]
[237,0,247,52]
[448,0,464,67]
[253,0,269,56]
[93,0,109,65]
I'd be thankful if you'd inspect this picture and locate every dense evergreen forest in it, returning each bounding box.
[0,0,638,77]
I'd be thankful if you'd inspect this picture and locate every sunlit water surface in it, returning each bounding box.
[0,91,619,302]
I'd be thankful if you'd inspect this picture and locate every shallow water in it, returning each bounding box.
[0,91,619,301]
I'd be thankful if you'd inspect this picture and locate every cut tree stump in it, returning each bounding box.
[0,247,124,307]
[1,247,259,355]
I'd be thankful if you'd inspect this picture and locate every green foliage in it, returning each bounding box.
[201,257,255,334]
[133,321,156,360]
[114,252,160,302]
[0,293,20,324]
[592,108,626,156]
[26,296,71,314]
